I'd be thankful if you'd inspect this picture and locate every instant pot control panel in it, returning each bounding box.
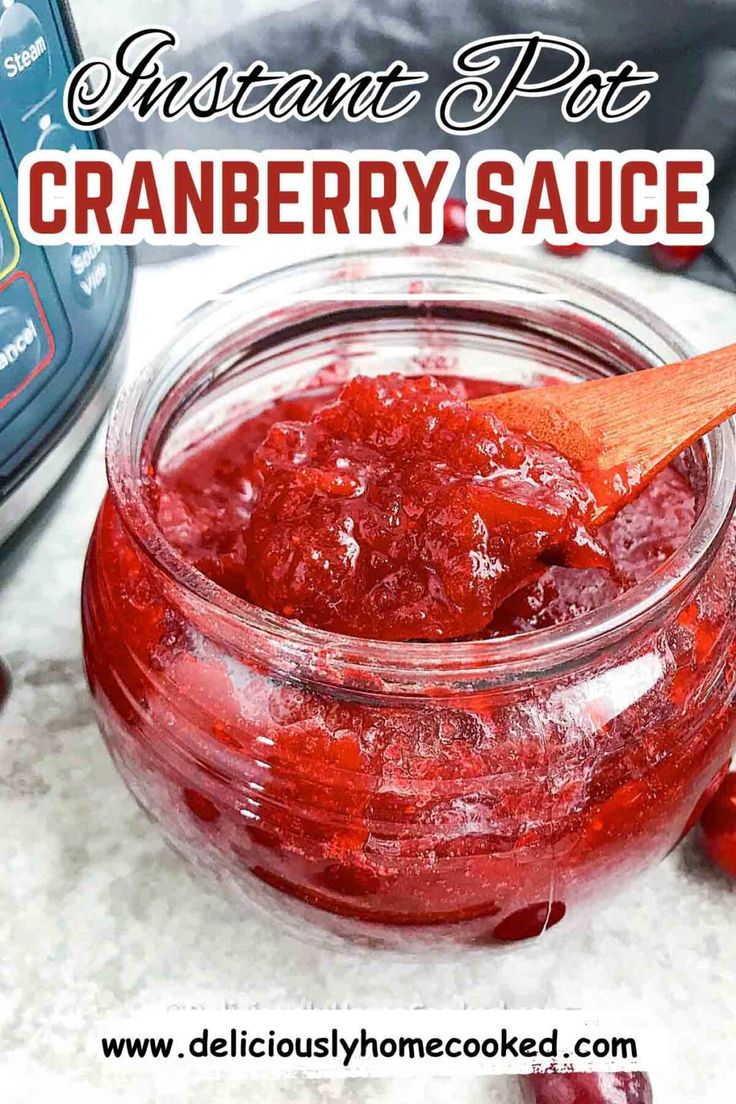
[0,0,131,508]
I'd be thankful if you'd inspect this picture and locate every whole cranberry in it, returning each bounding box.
[650,243,704,271]
[442,197,468,244]
[698,770,736,877]
[677,760,730,843]
[543,242,589,257]
[519,1071,653,1104]
[492,900,566,943]
[183,787,220,823]
[0,660,9,711]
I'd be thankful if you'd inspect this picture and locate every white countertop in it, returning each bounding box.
[1,242,734,1103]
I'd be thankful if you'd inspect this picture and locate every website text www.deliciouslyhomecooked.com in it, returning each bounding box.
[98,1019,642,1076]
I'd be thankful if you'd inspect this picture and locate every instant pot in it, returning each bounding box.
[0,0,132,544]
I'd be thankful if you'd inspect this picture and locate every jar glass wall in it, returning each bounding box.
[82,250,736,949]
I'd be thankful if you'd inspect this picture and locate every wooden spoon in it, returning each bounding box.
[471,342,736,523]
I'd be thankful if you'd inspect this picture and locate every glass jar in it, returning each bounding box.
[82,249,736,950]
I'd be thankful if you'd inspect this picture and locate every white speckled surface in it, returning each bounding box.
[1,243,735,1103]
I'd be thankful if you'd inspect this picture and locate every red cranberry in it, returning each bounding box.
[543,242,588,257]
[492,900,566,943]
[0,660,9,710]
[698,770,736,877]
[183,787,220,823]
[677,760,730,842]
[320,861,384,898]
[650,243,704,271]
[519,1072,653,1104]
[442,197,468,244]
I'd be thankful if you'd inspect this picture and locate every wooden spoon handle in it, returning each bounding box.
[472,342,736,519]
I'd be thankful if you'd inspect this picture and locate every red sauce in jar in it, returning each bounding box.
[83,370,736,943]
[153,373,693,641]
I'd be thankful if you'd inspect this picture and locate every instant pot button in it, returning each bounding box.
[0,191,19,279]
[68,244,111,309]
[36,113,78,152]
[0,1,52,113]
[0,271,53,411]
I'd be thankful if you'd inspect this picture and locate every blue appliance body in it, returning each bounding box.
[0,0,132,543]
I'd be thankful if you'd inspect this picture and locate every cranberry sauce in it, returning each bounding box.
[153,374,694,641]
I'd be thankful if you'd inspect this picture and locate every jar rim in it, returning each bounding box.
[106,247,736,687]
